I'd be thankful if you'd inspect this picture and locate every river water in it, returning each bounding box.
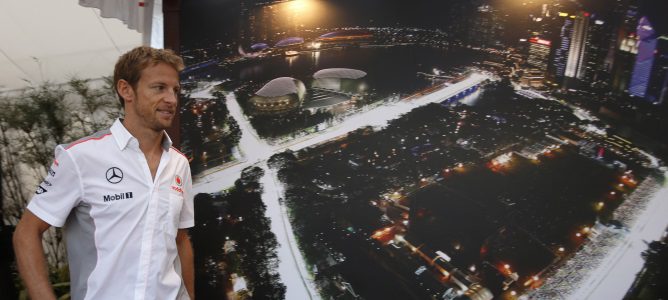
[193,45,483,97]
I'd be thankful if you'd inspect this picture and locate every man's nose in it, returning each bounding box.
[165,89,178,104]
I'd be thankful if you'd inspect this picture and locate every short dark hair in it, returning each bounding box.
[113,46,184,108]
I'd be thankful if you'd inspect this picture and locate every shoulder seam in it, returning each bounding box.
[170,146,188,160]
[65,133,112,150]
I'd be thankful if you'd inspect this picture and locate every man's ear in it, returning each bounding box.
[117,79,135,105]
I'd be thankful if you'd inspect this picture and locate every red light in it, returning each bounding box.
[584,12,590,17]
[529,37,552,46]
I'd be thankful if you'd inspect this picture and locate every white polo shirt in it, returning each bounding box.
[27,119,194,300]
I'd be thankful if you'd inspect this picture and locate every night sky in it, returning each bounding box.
[181,0,482,47]
[180,0,668,47]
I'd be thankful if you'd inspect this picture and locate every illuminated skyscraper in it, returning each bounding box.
[611,5,639,94]
[584,18,612,84]
[469,4,504,48]
[629,15,668,104]
[554,17,573,78]
[565,12,590,80]
[645,36,668,104]
[527,37,551,72]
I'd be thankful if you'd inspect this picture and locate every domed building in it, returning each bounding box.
[312,68,367,93]
[250,43,269,51]
[250,77,306,114]
[303,68,368,113]
[275,37,304,47]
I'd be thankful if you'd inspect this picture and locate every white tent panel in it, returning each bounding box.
[0,0,143,92]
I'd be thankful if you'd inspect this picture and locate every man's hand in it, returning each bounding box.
[13,209,56,300]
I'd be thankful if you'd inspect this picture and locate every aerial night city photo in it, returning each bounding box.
[179,0,668,299]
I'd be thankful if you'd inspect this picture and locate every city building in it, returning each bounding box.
[304,68,368,113]
[275,37,304,48]
[315,30,373,44]
[249,77,306,114]
[468,4,504,48]
[611,5,640,94]
[583,17,614,85]
[629,17,668,104]
[527,37,552,73]
[312,68,366,91]
[520,69,546,88]
[565,12,590,81]
[645,36,668,104]
[554,17,573,79]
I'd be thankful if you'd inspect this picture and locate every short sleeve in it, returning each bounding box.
[178,164,194,229]
[27,146,82,227]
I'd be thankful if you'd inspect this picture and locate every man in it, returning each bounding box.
[13,46,195,300]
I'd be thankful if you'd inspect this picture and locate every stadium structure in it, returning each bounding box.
[249,77,306,114]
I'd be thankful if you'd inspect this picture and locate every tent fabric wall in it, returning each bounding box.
[78,0,164,47]
[0,0,164,93]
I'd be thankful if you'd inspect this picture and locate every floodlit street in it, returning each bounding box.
[572,173,668,300]
[193,73,488,298]
[194,73,489,192]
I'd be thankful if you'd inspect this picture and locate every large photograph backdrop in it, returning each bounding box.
[180,1,668,299]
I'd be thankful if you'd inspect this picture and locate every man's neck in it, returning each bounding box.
[121,118,164,155]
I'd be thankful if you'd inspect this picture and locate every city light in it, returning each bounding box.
[288,0,310,11]
[178,0,667,297]
[529,37,551,46]
[491,152,513,167]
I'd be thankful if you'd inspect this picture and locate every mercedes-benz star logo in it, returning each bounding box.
[106,167,123,184]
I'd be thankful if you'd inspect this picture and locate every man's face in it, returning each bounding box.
[130,62,180,131]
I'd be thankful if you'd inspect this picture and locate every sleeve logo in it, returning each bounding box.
[35,185,48,194]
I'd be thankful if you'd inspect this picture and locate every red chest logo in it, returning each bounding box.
[175,175,183,187]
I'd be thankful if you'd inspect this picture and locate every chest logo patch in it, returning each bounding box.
[106,167,123,184]
[172,175,184,194]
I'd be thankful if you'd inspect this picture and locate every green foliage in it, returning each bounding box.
[1,77,120,299]
[0,77,120,222]
[192,167,285,299]
[180,91,242,173]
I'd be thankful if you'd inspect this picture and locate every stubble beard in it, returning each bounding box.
[134,103,173,133]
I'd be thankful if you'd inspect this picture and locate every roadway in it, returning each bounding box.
[570,172,668,300]
[192,72,490,299]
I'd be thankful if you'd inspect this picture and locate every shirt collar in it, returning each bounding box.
[110,118,173,151]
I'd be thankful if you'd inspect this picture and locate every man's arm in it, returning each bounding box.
[13,210,56,300]
[176,228,194,299]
